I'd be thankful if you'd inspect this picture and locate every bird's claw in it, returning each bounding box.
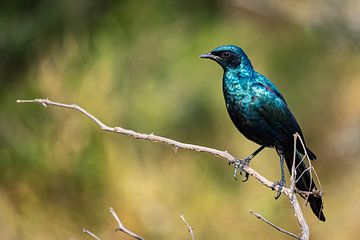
[228,158,250,182]
[271,179,286,199]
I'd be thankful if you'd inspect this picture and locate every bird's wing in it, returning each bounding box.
[251,82,305,149]
[255,73,287,103]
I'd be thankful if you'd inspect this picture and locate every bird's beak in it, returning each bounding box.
[199,52,218,60]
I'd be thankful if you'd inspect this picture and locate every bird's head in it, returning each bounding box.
[200,45,253,73]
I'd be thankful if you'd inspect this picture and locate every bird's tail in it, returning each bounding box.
[284,149,326,221]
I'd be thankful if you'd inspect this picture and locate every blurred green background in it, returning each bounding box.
[1,0,360,239]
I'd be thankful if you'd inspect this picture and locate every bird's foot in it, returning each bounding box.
[271,178,286,199]
[228,157,251,182]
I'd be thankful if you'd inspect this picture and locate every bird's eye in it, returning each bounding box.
[221,51,231,59]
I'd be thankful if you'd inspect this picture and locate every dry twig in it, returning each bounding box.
[289,134,310,240]
[82,208,144,240]
[250,134,310,240]
[83,228,101,240]
[109,207,144,240]
[17,98,313,240]
[180,215,195,240]
[249,210,299,239]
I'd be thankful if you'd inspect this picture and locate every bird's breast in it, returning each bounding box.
[223,84,252,110]
[223,81,262,127]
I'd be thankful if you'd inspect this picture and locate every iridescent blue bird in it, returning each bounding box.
[200,45,325,221]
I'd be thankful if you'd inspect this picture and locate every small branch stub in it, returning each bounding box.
[249,210,299,240]
[180,214,195,240]
[83,228,101,240]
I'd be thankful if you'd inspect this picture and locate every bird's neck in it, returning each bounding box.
[222,66,255,103]
[223,66,254,87]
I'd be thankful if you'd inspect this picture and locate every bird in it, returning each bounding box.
[200,45,325,221]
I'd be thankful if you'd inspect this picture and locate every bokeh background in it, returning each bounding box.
[1,0,360,239]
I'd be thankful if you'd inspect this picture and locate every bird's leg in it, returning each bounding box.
[229,145,265,182]
[271,152,286,199]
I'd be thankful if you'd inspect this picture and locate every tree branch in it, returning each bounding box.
[17,98,311,240]
[16,99,290,195]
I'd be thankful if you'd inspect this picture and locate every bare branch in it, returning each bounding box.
[17,98,313,240]
[109,207,144,240]
[83,228,101,240]
[180,215,195,240]
[249,210,300,240]
[16,98,291,196]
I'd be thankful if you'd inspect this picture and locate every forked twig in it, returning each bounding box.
[250,134,310,240]
[109,207,144,240]
[293,133,323,192]
[82,208,143,240]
